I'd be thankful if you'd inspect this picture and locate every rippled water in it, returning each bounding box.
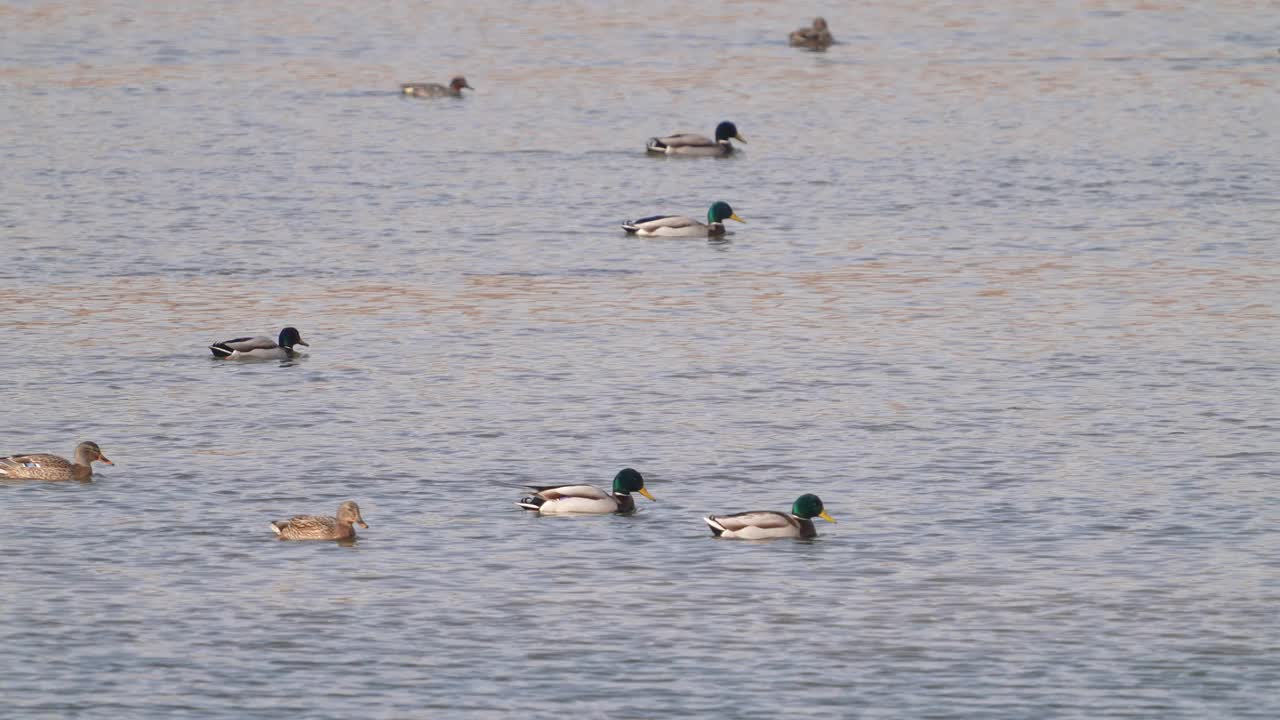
[3,1,1278,718]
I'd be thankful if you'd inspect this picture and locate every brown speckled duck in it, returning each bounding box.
[0,441,113,481]
[789,17,834,51]
[271,501,368,540]
[401,76,474,98]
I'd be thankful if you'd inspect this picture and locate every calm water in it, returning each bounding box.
[2,1,1278,717]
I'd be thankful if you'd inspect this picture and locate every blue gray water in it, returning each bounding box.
[2,1,1278,718]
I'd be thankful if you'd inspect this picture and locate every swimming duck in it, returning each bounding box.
[271,500,368,540]
[209,327,308,360]
[401,76,474,98]
[646,121,746,156]
[704,494,836,539]
[789,17,834,50]
[0,441,113,481]
[622,201,745,237]
[517,468,656,515]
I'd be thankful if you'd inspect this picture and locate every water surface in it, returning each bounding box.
[2,1,1278,718]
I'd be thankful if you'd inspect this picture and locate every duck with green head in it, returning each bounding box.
[622,201,745,237]
[646,121,746,156]
[704,494,836,539]
[0,441,113,481]
[209,326,308,360]
[517,468,657,514]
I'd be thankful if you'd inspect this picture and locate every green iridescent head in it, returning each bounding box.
[278,326,308,350]
[612,468,656,501]
[706,201,746,226]
[714,121,746,144]
[792,494,835,523]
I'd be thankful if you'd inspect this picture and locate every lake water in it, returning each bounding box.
[2,1,1278,718]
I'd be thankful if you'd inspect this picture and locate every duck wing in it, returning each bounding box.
[210,335,278,356]
[0,453,72,470]
[525,484,611,501]
[648,132,716,151]
[271,514,339,539]
[704,511,798,533]
[622,215,702,234]
[790,27,833,48]
[402,82,447,95]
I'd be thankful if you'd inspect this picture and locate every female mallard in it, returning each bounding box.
[271,500,368,540]
[209,327,308,360]
[622,201,745,237]
[646,121,746,156]
[704,494,836,539]
[789,17,834,50]
[0,441,113,481]
[517,468,656,515]
[401,76,474,98]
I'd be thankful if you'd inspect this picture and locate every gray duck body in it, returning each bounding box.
[401,76,473,98]
[703,494,836,540]
[209,327,308,360]
[646,121,745,157]
[705,511,817,539]
[622,201,745,237]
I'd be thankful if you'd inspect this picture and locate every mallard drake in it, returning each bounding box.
[517,468,656,515]
[270,500,368,540]
[209,327,308,360]
[401,76,474,98]
[622,201,745,237]
[704,494,836,539]
[789,17,834,50]
[0,441,113,481]
[646,121,746,156]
